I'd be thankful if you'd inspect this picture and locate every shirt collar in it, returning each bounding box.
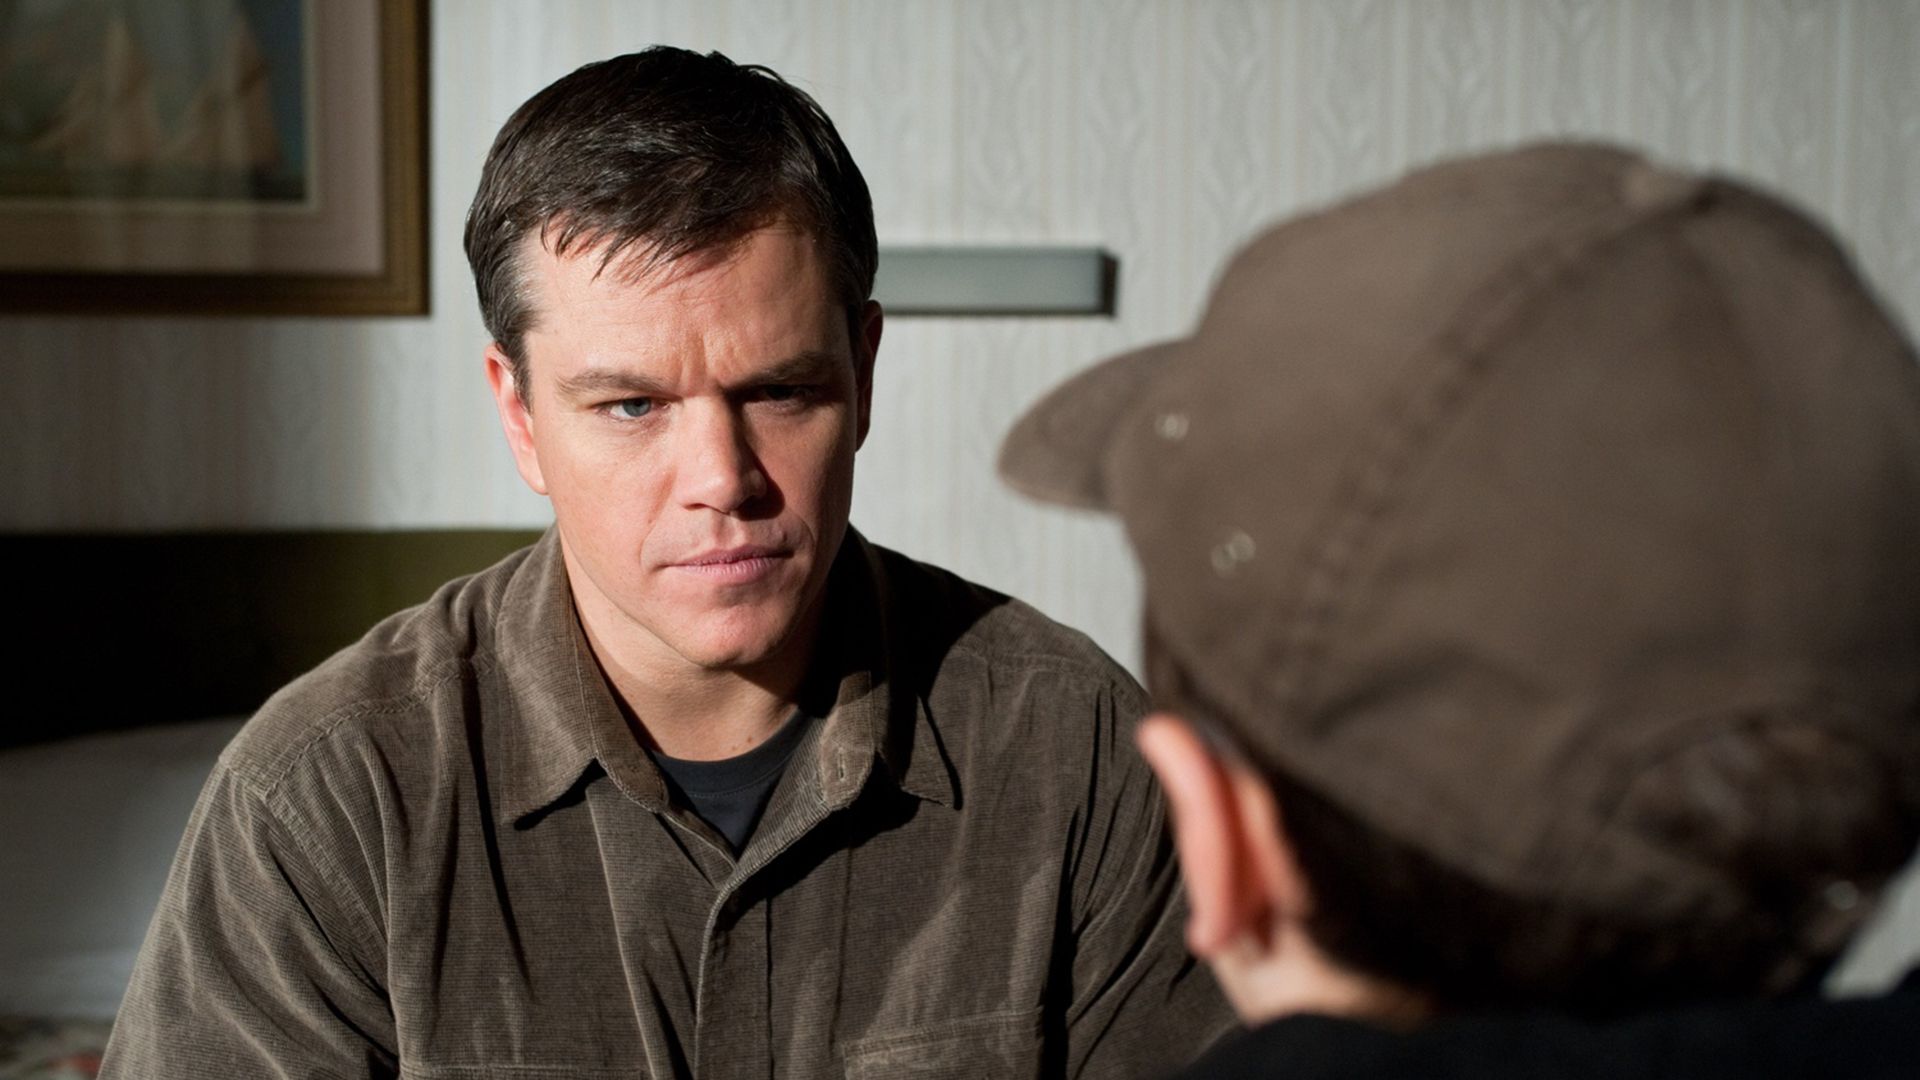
[495,527,957,826]
[805,530,959,811]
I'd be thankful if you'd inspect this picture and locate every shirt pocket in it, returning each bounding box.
[841,1007,1042,1080]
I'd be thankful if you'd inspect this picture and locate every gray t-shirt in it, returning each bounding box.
[650,708,815,852]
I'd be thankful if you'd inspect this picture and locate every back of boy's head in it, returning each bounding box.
[1003,142,1920,1014]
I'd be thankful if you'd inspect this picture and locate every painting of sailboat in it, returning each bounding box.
[0,0,308,203]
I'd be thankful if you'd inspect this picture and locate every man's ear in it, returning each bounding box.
[485,343,549,496]
[1137,713,1312,959]
[853,299,882,450]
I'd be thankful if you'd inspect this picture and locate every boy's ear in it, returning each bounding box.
[1136,713,1312,957]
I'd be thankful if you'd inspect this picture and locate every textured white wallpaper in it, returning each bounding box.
[4,0,1918,986]
[8,0,1920,668]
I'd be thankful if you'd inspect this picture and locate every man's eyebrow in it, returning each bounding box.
[553,368,674,400]
[553,350,848,402]
[750,350,847,384]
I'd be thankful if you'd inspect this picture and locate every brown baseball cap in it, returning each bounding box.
[1000,142,1920,928]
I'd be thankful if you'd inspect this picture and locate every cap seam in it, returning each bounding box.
[1268,194,1719,733]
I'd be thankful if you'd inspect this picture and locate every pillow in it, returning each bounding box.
[0,719,244,1020]
[0,1015,113,1079]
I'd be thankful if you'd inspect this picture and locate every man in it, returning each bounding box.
[1000,143,1920,1077]
[103,48,1230,1078]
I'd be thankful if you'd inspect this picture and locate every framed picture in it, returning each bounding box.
[0,0,427,315]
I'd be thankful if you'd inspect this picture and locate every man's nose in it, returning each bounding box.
[675,403,768,513]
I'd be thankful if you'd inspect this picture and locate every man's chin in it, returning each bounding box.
[683,643,776,672]
[671,616,806,674]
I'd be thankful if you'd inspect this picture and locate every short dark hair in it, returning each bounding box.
[1144,627,1920,1016]
[463,47,877,401]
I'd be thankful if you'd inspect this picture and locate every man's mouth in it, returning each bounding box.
[669,545,792,584]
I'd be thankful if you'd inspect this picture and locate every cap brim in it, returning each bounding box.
[997,340,1182,511]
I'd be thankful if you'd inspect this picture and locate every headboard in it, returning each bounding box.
[5,529,544,748]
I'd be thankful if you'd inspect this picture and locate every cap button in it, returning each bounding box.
[1210,529,1256,576]
[1154,411,1190,441]
[1621,160,1709,212]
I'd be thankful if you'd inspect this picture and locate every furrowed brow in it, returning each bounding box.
[553,350,848,402]
[749,350,847,385]
[553,368,675,401]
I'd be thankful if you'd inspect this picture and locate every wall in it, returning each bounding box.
[5,0,1919,979]
[7,0,1919,669]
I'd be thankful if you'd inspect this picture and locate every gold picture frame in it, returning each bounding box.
[0,0,427,315]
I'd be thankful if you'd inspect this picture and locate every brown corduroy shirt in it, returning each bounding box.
[101,529,1232,1079]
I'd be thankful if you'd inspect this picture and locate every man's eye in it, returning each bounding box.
[760,384,815,404]
[608,398,655,419]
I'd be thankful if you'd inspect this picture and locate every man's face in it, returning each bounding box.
[488,223,880,678]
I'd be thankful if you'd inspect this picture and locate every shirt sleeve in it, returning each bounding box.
[1062,679,1239,1079]
[100,758,399,1080]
